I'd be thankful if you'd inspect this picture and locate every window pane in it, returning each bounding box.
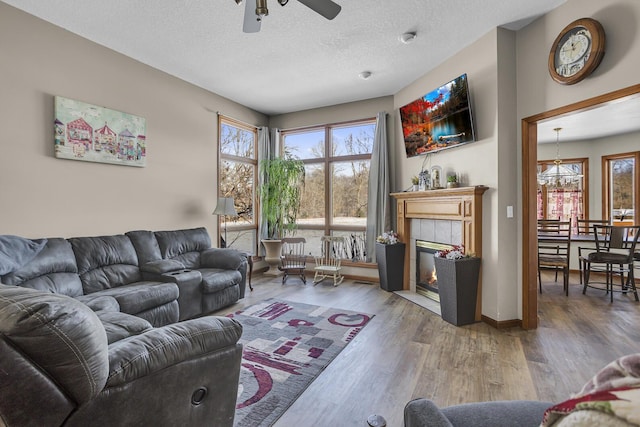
[332,160,369,226]
[293,229,326,257]
[283,130,325,159]
[223,229,256,254]
[611,158,635,222]
[333,230,367,261]
[331,123,375,157]
[220,123,255,158]
[298,163,325,225]
[220,160,254,224]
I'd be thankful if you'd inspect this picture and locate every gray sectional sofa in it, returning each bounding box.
[0,226,248,326]
[0,226,248,426]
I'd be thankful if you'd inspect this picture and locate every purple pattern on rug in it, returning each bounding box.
[233,299,374,427]
[243,348,308,375]
[237,363,273,409]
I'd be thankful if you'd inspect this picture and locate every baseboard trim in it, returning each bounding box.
[481,315,522,329]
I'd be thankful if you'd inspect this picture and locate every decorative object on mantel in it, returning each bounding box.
[418,170,430,191]
[446,174,459,188]
[433,245,480,326]
[375,231,405,292]
[537,127,583,189]
[430,165,443,189]
[54,96,147,167]
[411,175,419,191]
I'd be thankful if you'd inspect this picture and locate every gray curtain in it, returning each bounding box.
[366,112,390,262]
[257,127,277,254]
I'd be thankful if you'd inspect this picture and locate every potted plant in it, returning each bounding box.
[258,156,305,274]
[446,174,459,188]
[433,245,480,326]
[375,231,405,291]
[411,176,419,191]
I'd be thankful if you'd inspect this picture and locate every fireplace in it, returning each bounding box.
[416,240,455,301]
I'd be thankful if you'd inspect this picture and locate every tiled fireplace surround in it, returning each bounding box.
[391,186,488,322]
[409,219,461,293]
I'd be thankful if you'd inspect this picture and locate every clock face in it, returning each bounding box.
[548,18,605,85]
[555,27,591,77]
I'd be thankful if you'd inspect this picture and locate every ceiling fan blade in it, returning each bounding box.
[243,0,261,33]
[297,0,341,20]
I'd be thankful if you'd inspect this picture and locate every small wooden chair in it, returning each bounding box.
[313,236,345,286]
[279,237,307,284]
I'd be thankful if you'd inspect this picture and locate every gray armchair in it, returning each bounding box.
[0,283,243,427]
[404,398,552,427]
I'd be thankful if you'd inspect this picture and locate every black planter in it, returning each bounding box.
[375,242,405,291]
[434,256,481,326]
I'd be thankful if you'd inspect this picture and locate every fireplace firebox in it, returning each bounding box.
[416,240,456,301]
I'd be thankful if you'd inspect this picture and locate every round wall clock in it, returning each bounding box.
[548,17,606,85]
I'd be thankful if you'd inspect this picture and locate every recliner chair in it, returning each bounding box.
[0,283,243,427]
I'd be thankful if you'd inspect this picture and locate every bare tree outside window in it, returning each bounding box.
[283,120,375,260]
[218,119,258,253]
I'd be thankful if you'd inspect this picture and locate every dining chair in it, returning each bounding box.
[537,220,572,295]
[582,225,640,302]
[278,237,307,284]
[575,219,609,284]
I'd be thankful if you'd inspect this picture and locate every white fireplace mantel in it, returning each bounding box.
[391,186,488,321]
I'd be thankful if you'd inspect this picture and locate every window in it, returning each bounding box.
[218,116,258,254]
[603,152,639,225]
[282,119,375,260]
[537,158,588,231]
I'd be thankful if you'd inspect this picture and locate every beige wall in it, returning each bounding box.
[393,28,518,320]
[0,2,266,240]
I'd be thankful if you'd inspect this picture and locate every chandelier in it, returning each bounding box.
[537,127,583,190]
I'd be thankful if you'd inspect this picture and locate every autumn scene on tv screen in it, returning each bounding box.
[400,74,475,157]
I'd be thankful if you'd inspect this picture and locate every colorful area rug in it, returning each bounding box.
[228,299,373,427]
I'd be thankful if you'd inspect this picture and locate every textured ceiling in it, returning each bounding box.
[2,0,567,115]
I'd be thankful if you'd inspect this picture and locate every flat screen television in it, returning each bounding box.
[399,73,476,158]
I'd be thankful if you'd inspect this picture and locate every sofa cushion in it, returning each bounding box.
[69,235,142,294]
[75,294,120,312]
[154,227,211,268]
[200,268,241,294]
[95,311,153,344]
[126,230,163,264]
[91,281,179,315]
[0,284,109,405]
[1,238,83,297]
[0,235,47,275]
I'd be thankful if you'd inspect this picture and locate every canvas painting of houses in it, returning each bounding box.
[54,96,146,167]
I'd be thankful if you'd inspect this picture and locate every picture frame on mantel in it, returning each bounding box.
[54,96,147,167]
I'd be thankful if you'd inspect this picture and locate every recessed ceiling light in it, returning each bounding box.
[359,71,372,80]
[399,32,417,44]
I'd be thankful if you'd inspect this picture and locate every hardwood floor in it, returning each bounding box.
[217,271,640,427]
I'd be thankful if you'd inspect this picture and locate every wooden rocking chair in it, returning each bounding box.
[313,236,345,286]
[279,237,307,284]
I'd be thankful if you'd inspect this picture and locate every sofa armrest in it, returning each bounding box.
[140,259,186,274]
[200,248,247,270]
[106,316,242,387]
[404,399,454,427]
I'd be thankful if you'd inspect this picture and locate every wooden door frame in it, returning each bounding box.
[521,84,640,329]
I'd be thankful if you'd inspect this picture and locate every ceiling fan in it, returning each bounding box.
[234,0,342,33]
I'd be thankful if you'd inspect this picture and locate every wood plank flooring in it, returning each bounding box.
[216,271,640,427]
